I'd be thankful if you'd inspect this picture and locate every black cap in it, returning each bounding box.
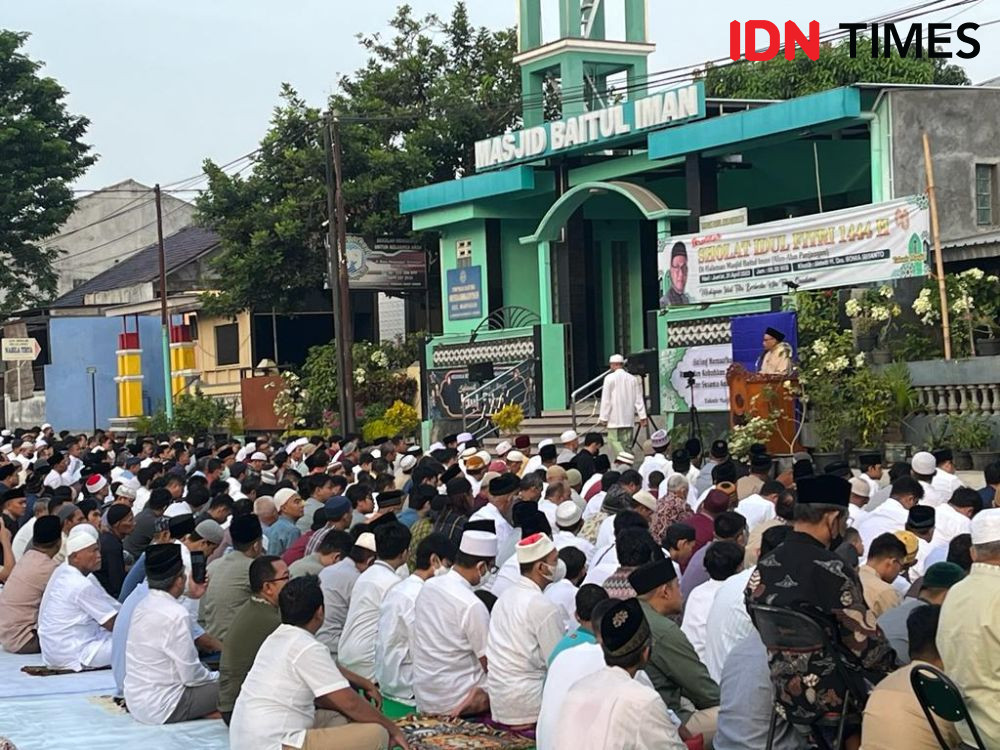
[859,453,882,466]
[464,518,496,534]
[216,447,234,461]
[750,453,773,471]
[168,513,196,539]
[107,504,132,527]
[710,440,728,460]
[489,472,520,496]
[378,489,404,504]
[368,511,399,531]
[514,506,551,538]
[146,543,184,583]
[594,454,611,473]
[793,459,815,480]
[685,438,702,457]
[823,461,852,479]
[446,477,472,497]
[797,475,850,507]
[907,505,935,531]
[231,514,263,545]
[442,434,459,445]
[765,327,786,342]
[440,464,462,484]
[628,558,677,595]
[600,598,651,656]
[33,515,61,545]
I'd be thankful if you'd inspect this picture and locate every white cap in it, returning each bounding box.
[115,485,137,500]
[260,470,277,485]
[460,447,478,460]
[41,423,52,431]
[538,439,554,449]
[495,441,512,456]
[912,451,936,475]
[556,502,583,528]
[507,451,526,463]
[66,524,99,555]
[615,451,635,467]
[0,429,9,437]
[609,354,624,365]
[972,508,1000,545]
[631,490,657,512]
[560,430,578,444]
[516,532,555,564]
[355,532,377,552]
[35,440,47,449]
[286,437,309,452]
[400,455,417,472]
[274,488,300,511]
[460,530,498,557]
[250,451,267,462]
[0,444,11,454]
[457,432,474,444]
[370,449,382,460]
[164,502,192,518]
[428,442,445,453]
[121,476,141,493]
[849,476,871,499]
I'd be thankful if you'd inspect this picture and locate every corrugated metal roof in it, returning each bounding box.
[49,226,220,309]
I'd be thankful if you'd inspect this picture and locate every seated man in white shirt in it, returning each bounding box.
[486,533,566,730]
[680,540,744,664]
[230,575,408,750]
[543,546,587,632]
[411,525,496,718]
[553,597,686,750]
[931,448,965,496]
[38,524,120,670]
[124,544,219,724]
[736,481,783,531]
[338,515,411,680]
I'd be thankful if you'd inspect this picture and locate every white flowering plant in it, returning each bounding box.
[913,268,1000,339]
[846,285,902,341]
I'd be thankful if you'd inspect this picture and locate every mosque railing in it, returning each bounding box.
[460,357,538,441]
[570,368,611,433]
[911,384,1000,415]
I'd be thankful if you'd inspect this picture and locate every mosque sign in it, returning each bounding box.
[474,81,705,171]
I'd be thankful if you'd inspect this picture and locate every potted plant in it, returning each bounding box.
[949,412,996,470]
[491,402,525,437]
[846,285,901,356]
[881,363,915,460]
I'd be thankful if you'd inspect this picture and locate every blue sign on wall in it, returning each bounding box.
[447,266,483,321]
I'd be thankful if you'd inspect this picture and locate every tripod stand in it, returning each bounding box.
[685,374,703,449]
[630,377,660,450]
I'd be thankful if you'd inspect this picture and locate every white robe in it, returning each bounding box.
[599,370,646,429]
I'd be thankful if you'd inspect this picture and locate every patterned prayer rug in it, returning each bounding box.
[395,716,535,750]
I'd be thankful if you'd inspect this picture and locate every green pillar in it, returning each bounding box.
[537,241,553,324]
[624,0,647,42]
[560,56,586,118]
[559,0,582,38]
[627,58,649,100]
[522,69,545,128]
[518,0,541,51]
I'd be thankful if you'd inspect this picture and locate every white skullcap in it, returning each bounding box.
[121,476,141,492]
[560,430,578,444]
[115,484,137,500]
[615,451,635,467]
[41,423,52,431]
[66,524,99,556]
[428,442,445,453]
[164,502,193,518]
[34,440,47,449]
[507,451,526,463]
[371,449,382,460]
[556,502,583,528]
[400,455,417,472]
[609,354,624,365]
[457,432,474,444]
[538,439,554,449]
[460,530,498,558]
[911,451,936,475]
[274,487,300,511]
[460,447,478,460]
[495,441,512,456]
[475,450,492,466]
[250,451,267,462]
[972,509,1000,545]
[0,444,11,455]
[260,470,277,485]
[631,490,657,512]
[516,532,555,564]
[849,477,871,499]
[355,532,377,552]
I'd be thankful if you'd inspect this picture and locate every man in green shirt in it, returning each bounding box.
[198,515,263,641]
[629,558,720,746]
[289,530,353,579]
[218,555,288,724]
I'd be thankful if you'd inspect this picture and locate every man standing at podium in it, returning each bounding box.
[757,327,793,375]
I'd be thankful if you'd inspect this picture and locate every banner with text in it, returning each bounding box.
[659,344,733,413]
[660,196,930,306]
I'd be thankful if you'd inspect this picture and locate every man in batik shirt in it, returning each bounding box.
[746,475,894,729]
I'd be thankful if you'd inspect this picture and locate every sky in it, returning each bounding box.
[7,0,1000,192]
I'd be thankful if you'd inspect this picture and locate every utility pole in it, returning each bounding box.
[324,114,356,434]
[922,134,952,361]
[154,184,174,420]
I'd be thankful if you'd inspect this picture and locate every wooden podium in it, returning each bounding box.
[726,364,801,455]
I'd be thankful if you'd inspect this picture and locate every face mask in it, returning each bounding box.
[220,467,231,481]
[543,558,567,584]
[434,564,451,577]
[474,563,496,591]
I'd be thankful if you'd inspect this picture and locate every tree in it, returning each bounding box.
[703,39,970,99]
[0,31,95,316]
[196,2,520,316]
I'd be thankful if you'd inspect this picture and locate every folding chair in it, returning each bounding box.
[750,604,867,750]
[910,663,987,750]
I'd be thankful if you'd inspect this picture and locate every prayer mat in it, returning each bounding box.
[395,716,535,750]
[20,664,111,676]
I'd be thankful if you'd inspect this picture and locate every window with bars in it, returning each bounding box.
[976,164,995,226]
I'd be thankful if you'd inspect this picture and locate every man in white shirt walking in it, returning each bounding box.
[124,544,219,724]
[553,597,686,750]
[599,354,647,459]
[412,527,496,717]
[486,532,566,730]
[374,533,455,705]
[337,518,410,679]
[230,575,409,750]
[38,524,119,671]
